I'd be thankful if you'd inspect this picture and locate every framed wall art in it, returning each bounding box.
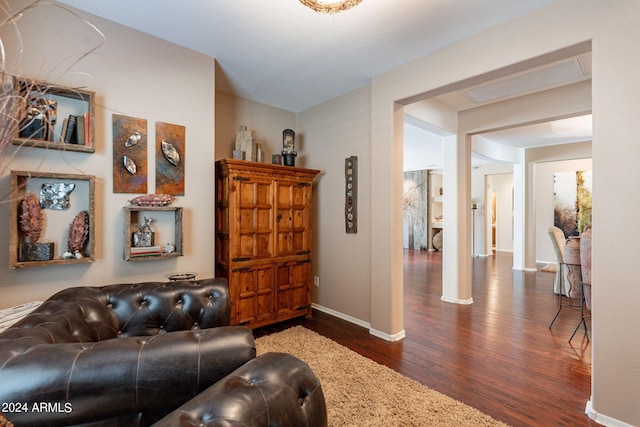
[345,156,358,233]
[113,114,147,193]
[155,121,185,196]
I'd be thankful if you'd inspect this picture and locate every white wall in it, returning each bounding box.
[0,2,216,307]
[297,86,372,325]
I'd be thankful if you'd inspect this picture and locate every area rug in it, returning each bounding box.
[540,263,558,273]
[255,326,509,427]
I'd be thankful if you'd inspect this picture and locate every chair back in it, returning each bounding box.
[548,226,565,263]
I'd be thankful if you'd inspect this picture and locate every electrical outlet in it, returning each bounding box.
[313,276,320,287]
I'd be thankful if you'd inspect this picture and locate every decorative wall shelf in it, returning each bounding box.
[9,171,96,269]
[123,206,183,261]
[11,78,95,153]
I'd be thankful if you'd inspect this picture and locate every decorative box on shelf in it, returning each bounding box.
[123,206,183,261]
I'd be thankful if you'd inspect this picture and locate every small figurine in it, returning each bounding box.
[133,217,154,247]
[137,217,153,233]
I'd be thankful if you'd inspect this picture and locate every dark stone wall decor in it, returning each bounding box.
[345,156,358,233]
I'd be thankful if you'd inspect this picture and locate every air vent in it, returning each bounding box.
[464,58,588,103]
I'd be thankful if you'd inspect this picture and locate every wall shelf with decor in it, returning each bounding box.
[123,206,183,261]
[9,171,96,269]
[11,78,95,153]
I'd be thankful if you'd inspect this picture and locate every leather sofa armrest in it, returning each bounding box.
[0,326,255,427]
[153,352,328,427]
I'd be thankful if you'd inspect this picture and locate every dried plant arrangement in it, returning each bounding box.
[19,192,44,243]
[65,210,89,258]
[0,0,105,183]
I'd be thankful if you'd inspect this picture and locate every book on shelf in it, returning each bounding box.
[59,117,68,142]
[130,246,162,255]
[60,114,77,143]
[75,115,85,145]
[84,112,90,145]
[131,253,162,258]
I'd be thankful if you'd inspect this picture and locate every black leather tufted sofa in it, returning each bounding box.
[0,278,327,427]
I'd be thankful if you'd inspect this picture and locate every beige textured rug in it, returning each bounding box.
[255,326,509,426]
[540,263,558,273]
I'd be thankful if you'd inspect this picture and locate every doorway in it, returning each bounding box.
[484,173,513,256]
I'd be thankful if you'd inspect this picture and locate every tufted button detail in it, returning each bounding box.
[298,397,304,406]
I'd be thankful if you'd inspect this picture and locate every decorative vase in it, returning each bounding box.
[563,236,581,265]
[563,236,581,298]
[282,152,297,167]
[432,230,443,251]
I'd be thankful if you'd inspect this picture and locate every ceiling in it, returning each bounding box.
[57,0,558,113]
[56,0,591,167]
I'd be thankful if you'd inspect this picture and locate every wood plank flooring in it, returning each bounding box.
[254,250,597,427]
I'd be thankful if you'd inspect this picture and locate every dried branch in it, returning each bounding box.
[0,0,106,186]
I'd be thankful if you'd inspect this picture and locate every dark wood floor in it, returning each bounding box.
[255,250,597,427]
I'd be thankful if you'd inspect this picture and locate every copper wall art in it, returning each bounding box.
[113,114,148,193]
[155,121,185,196]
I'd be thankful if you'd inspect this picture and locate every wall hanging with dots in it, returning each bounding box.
[345,156,358,233]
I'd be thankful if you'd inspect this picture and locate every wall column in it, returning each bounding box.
[441,133,472,304]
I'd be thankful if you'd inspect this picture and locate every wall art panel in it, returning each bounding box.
[112,114,147,193]
[156,121,185,196]
[554,170,592,237]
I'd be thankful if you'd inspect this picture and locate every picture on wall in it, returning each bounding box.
[112,114,148,193]
[155,121,185,196]
[403,170,428,250]
[554,170,592,237]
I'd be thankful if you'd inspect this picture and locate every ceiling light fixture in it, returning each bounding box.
[299,0,363,14]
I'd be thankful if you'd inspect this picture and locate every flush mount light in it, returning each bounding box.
[299,0,363,14]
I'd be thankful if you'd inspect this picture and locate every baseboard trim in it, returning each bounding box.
[311,303,406,342]
[586,398,634,427]
[312,303,370,329]
[441,296,474,305]
[370,327,406,342]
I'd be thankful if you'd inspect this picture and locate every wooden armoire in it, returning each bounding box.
[215,159,320,328]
